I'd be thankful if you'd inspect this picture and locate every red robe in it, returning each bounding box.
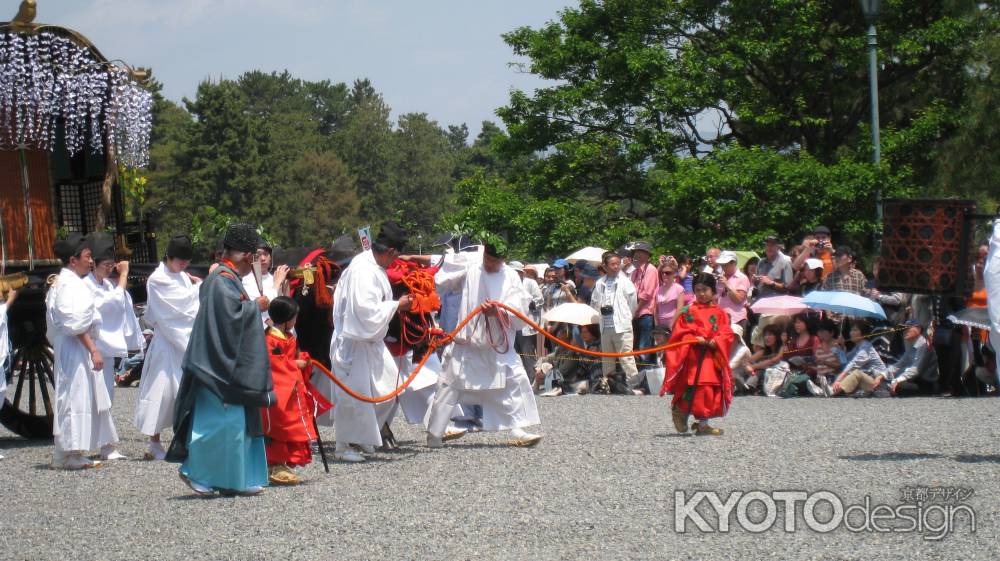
[659,302,734,420]
[262,329,332,466]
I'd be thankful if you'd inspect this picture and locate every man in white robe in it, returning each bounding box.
[46,233,119,470]
[83,233,143,461]
[985,217,1000,375]
[327,222,413,462]
[0,287,15,460]
[133,235,201,460]
[242,242,288,326]
[425,241,543,448]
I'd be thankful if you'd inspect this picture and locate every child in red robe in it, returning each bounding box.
[263,297,332,485]
[659,273,734,436]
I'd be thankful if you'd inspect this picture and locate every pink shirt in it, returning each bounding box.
[717,270,751,323]
[630,262,659,317]
[654,282,686,326]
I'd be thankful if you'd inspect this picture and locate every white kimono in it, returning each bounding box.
[84,274,143,401]
[0,301,9,405]
[242,271,277,326]
[394,350,441,426]
[426,258,540,436]
[986,220,1000,374]
[133,262,199,436]
[321,250,400,447]
[46,268,118,452]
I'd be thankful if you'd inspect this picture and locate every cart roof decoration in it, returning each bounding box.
[0,0,153,168]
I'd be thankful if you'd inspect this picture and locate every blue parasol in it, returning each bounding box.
[802,290,886,320]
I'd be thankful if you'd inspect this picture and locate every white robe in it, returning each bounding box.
[46,268,118,452]
[985,220,1000,374]
[133,262,199,436]
[394,350,440,425]
[84,274,143,402]
[0,302,9,405]
[426,259,540,434]
[242,271,277,325]
[320,250,400,446]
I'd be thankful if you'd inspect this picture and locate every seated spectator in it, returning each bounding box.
[654,258,686,334]
[813,318,846,395]
[743,256,760,303]
[534,323,602,397]
[787,258,824,296]
[716,251,751,333]
[729,324,755,394]
[889,320,940,397]
[831,319,891,397]
[755,235,794,298]
[746,324,786,396]
[778,314,823,397]
[821,245,868,295]
[784,314,819,373]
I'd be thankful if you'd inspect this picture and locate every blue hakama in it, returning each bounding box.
[179,385,268,492]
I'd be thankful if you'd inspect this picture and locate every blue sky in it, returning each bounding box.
[27,0,572,137]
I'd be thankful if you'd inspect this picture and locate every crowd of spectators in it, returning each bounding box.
[514,225,996,400]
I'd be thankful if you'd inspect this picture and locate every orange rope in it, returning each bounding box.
[311,299,695,404]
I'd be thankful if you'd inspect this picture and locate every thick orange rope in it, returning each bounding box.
[311,300,695,403]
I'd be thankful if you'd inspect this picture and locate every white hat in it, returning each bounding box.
[509,260,525,272]
[805,258,824,270]
[716,251,738,265]
[731,323,744,338]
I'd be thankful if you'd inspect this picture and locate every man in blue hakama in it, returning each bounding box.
[166,223,275,496]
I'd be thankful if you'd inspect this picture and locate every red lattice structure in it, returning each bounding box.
[878,199,977,296]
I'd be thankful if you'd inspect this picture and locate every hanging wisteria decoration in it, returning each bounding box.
[0,30,152,167]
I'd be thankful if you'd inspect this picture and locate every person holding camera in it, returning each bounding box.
[792,225,835,279]
[591,252,640,392]
[544,258,577,311]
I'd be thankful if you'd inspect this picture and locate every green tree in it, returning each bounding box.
[391,113,456,234]
[445,0,993,257]
[333,79,397,225]
[272,150,361,246]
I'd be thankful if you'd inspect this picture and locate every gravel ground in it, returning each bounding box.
[1,389,998,561]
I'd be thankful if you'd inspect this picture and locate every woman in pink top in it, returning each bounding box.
[655,259,687,332]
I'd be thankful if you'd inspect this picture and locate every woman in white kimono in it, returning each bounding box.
[0,287,15,460]
[83,233,143,460]
[47,233,119,470]
[133,235,200,460]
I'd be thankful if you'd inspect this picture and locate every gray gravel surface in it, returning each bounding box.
[1,390,998,561]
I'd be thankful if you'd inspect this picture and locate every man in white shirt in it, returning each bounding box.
[590,251,639,392]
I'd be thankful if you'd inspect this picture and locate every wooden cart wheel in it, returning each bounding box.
[0,289,55,439]
[0,341,55,438]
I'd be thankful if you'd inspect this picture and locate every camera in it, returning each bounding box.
[600,305,613,315]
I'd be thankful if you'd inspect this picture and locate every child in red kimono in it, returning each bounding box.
[263,297,332,485]
[659,273,734,436]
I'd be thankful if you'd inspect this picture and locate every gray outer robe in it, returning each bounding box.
[166,262,275,462]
